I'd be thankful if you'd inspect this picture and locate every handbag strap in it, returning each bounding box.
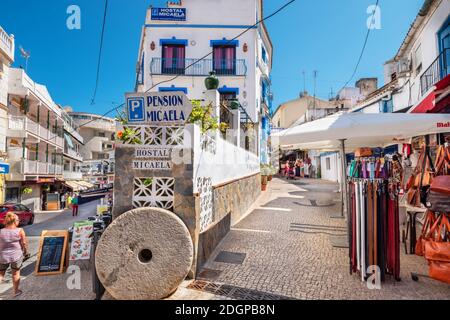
[421,210,436,238]
[426,213,443,240]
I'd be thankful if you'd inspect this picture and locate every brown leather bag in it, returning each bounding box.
[429,175,450,195]
[424,214,450,284]
[435,146,450,176]
[415,210,437,256]
[407,188,421,208]
[406,174,415,192]
[407,146,434,207]
[355,148,373,157]
[426,175,450,212]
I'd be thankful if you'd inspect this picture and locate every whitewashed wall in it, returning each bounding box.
[396,0,450,109]
[139,0,270,124]
[190,125,260,193]
[320,152,342,184]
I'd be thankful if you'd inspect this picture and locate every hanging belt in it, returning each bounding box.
[367,182,374,268]
[373,182,378,270]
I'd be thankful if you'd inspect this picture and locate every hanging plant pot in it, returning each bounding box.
[230,99,240,110]
[205,71,219,90]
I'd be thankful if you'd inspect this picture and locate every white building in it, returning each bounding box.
[353,0,449,113]
[5,68,65,210]
[0,25,15,203]
[135,0,273,164]
[69,112,116,188]
[61,107,85,187]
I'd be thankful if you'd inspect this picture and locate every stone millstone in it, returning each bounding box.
[95,207,194,300]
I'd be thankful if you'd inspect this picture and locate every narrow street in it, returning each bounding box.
[171,178,450,300]
[0,200,100,300]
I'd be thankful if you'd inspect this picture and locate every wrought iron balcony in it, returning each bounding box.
[420,48,449,96]
[150,58,247,76]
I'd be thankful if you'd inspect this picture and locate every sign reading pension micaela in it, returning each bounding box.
[126,92,192,125]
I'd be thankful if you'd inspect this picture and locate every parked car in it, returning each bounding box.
[0,203,35,228]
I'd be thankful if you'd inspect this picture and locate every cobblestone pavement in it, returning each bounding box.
[194,177,450,300]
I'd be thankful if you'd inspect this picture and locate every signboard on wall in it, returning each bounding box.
[126,92,193,126]
[151,7,186,21]
[0,163,10,174]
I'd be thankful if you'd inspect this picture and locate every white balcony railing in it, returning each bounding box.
[8,116,24,131]
[39,126,49,140]
[25,118,38,136]
[20,160,63,176]
[38,162,48,174]
[65,148,83,161]
[7,115,64,148]
[63,171,83,180]
[0,26,14,62]
[55,136,64,148]
[22,160,37,175]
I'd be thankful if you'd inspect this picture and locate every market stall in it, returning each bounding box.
[271,112,450,283]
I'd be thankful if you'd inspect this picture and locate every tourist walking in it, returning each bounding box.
[0,213,28,297]
[71,194,79,217]
[304,161,311,178]
[61,193,67,210]
[67,193,73,210]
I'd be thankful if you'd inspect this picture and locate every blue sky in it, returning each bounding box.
[0,0,423,115]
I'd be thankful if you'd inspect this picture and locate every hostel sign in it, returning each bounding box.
[151,8,187,21]
[132,147,172,171]
[126,92,192,126]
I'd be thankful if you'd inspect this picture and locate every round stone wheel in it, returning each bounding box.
[95,207,194,300]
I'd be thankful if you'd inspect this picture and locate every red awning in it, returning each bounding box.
[411,74,450,113]
[411,90,436,113]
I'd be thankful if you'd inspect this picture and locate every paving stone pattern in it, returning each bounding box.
[196,177,450,300]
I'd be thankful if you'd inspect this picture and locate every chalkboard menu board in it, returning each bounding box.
[35,231,69,276]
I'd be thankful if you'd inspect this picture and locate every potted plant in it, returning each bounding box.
[187,101,220,134]
[205,71,219,90]
[116,127,142,145]
[260,165,270,191]
[21,187,32,195]
[267,165,277,181]
[229,99,240,110]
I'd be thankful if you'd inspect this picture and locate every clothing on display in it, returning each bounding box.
[348,156,402,282]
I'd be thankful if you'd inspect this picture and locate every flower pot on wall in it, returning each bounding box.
[261,175,268,191]
[230,99,240,110]
[205,71,219,90]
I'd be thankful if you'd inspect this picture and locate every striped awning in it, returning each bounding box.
[64,180,95,191]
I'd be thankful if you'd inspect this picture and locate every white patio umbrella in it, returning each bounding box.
[272,113,450,151]
[271,112,450,218]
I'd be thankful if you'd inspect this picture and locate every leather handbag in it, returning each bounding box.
[415,210,436,256]
[426,175,450,212]
[355,148,373,157]
[429,175,450,195]
[407,146,434,207]
[424,214,450,284]
[407,188,422,208]
[435,145,450,176]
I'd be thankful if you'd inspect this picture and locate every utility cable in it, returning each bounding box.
[146,0,297,92]
[90,0,109,105]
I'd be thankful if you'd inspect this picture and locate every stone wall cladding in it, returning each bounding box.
[212,173,261,226]
[113,144,200,276]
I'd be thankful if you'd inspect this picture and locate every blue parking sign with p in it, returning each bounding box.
[127,97,145,122]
